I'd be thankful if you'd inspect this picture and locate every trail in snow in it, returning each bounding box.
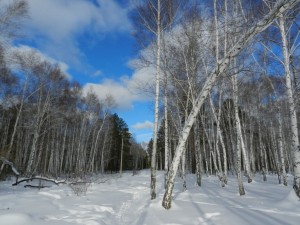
[0,170,299,225]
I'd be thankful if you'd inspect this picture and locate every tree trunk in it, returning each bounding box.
[278,114,288,186]
[119,136,124,177]
[59,125,67,174]
[88,114,107,173]
[231,69,252,183]
[259,123,267,181]
[182,147,187,191]
[164,76,169,187]
[209,93,227,186]
[279,15,300,196]
[194,119,202,186]
[151,0,161,200]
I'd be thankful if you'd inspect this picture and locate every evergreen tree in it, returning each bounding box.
[108,114,132,172]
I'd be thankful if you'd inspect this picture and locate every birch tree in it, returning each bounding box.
[162,0,300,209]
[151,0,162,199]
[133,0,183,199]
[0,56,27,175]
[0,0,28,174]
[262,0,299,193]
[278,14,300,197]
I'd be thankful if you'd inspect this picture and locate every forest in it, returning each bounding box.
[130,0,300,208]
[0,0,299,212]
[0,0,147,180]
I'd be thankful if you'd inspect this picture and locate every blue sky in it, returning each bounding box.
[14,0,155,143]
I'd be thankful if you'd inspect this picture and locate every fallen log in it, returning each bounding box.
[12,176,66,186]
[24,184,51,189]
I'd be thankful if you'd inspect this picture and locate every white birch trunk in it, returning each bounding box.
[270,123,281,183]
[151,0,161,199]
[213,1,227,185]
[249,124,256,173]
[59,125,67,174]
[224,0,228,58]
[164,87,169,187]
[214,0,219,62]
[194,119,202,186]
[100,127,109,174]
[231,70,252,183]
[279,16,300,196]
[218,96,228,184]
[119,136,124,177]
[278,114,288,186]
[201,115,215,175]
[182,147,187,192]
[209,93,227,186]
[88,113,108,172]
[235,119,245,195]
[202,130,208,175]
[259,123,267,181]
[160,151,163,170]
[33,131,45,174]
[162,0,299,209]
[210,110,222,179]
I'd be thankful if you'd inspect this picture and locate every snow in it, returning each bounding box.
[0,170,299,225]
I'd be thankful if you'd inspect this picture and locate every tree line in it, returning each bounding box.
[0,0,147,179]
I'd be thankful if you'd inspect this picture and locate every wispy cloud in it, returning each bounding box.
[24,0,132,71]
[91,70,102,77]
[7,45,71,79]
[83,66,155,110]
[132,121,154,130]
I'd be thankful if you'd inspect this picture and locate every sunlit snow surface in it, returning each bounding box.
[0,170,299,225]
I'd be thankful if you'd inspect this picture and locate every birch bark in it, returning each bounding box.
[209,93,227,186]
[231,69,252,183]
[164,83,169,187]
[278,15,300,196]
[194,118,202,186]
[150,0,161,200]
[119,136,124,177]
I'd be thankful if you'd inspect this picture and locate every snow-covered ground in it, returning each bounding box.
[0,170,299,225]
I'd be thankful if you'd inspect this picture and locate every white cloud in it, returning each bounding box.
[91,70,102,77]
[83,66,155,110]
[132,121,154,130]
[84,79,137,109]
[27,0,131,39]
[24,0,132,70]
[7,45,71,79]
